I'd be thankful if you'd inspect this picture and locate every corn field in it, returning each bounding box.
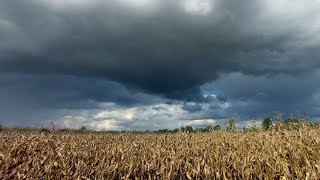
[1,126,320,179]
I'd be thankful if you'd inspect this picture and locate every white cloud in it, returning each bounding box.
[57,116,88,128]
[0,18,16,30]
[184,0,212,15]
[185,119,215,127]
[55,102,227,131]
[120,0,151,7]
[243,120,262,129]
[258,0,320,48]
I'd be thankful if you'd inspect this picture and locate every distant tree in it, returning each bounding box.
[196,127,208,133]
[172,128,179,133]
[158,129,169,133]
[262,117,273,130]
[213,125,221,131]
[206,125,213,132]
[203,125,221,132]
[284,118,300,124]
[185,125,193,133]
[80,126,87,131]
[181,125,193,133]
[226,118,236,131]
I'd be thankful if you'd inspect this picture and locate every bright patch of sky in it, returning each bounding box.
[184,0,212,15]
[120,0,151,7]
[55,103,227,131]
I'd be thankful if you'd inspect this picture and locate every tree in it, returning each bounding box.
[80,126,87,131]
[262,117,273,130]
[204,125,221,132]
[206,125,213,132]
[157,129,169,133]
[226,118,236,131]
[172,128,179,133]
[185,125,193,133]
[284,118,299,124]
[213,125,221,131]
[180,125,193,133]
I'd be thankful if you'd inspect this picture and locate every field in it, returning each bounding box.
[1,125,320,179]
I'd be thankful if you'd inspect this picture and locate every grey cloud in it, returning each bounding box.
[1,0,320,101]
[55,103,224,131]
[182,102,203,112]
[0,73,165,126]
[203,71,320,118]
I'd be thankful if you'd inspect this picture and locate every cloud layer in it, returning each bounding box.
[1,0,320,129]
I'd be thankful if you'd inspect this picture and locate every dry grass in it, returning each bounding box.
[1,126,320,179]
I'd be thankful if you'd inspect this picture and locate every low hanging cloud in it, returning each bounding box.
[1,0,320,129]
[55,103,223,131]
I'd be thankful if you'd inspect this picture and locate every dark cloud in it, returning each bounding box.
[0,73,164,107]
[0,73,165,125]
[1,0,320,101]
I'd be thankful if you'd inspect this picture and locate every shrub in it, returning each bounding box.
[262,117,273,130]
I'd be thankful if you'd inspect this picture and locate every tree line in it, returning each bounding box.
[155,117,319,133]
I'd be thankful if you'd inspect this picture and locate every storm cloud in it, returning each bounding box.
[1,0,320,129]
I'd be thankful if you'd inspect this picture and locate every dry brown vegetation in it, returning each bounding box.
[1,125,320,179]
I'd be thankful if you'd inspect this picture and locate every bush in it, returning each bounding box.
[262,117,273,130]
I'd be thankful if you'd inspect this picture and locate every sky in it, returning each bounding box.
[1,0,320,130]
